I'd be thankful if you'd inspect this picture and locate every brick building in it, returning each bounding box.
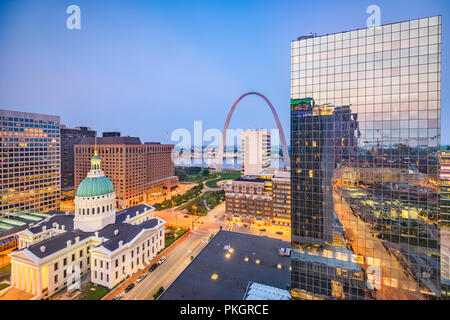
[225,170,290,228]
[74,134,178,209]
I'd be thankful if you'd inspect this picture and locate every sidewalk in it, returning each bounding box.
[102,230,193,300]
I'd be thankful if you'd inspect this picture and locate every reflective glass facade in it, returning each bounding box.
[290,16,441,300]
[440,146,450,298]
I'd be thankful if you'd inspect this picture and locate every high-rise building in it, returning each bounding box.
[0,110,61,214]
[241,129,271,176]
[291,16,441,300]
[74,135,178,209]
[60,125,96,191]
[440,145,450,298]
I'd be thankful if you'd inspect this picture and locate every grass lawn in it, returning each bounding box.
[0,264,11,275]
[165,228,188,247]
[79,284,110,300]
[205,172,240,188]
[0,282,9,291]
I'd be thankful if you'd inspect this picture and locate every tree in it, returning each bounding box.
[202,168,210,176]
[153,287,165,300]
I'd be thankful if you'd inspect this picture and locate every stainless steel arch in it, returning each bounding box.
[216,92,290,171]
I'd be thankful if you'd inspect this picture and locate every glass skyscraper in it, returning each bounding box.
[0,110,61,214]
[291,16,441,300]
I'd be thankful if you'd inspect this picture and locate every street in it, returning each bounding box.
[106,202,226,300]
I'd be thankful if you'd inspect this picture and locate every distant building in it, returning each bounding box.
[102,132,120,138]
[225,170,290,228]
[60,125,96,192]
[9,151,165,298]
[0,110,61,214]
[240,129,271,176]
[74,135,178,209]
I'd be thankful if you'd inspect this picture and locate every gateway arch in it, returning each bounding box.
[216,92,290,171]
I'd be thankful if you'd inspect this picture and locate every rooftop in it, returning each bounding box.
[10,204,158,259]
[234,175,271,183]
[78,136,142,145]
[159,230,290,300]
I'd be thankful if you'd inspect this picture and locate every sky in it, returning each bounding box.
[0,0,448,145]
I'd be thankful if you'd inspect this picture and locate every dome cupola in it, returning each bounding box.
[74,150,116,232]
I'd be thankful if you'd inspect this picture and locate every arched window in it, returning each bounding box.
[97,207,100,214]
[102,206,105,213]
[82,208,85,215]
[87,208,89,215]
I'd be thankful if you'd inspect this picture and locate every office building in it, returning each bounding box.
[0,110,61,214]
[60,125,96,192]
[241,129,271,176]
[74,134,178,209]
[225,170,290,228]
[440,145,450,298]
[291,16,441,300]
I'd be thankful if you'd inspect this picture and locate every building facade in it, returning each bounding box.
[74,135,178,209]
[60,125,96,192]
[440,145,450,298]
[0,110,61,214]
[240,129,271,176]
[291,16,441,300]
[225,171,290,228]
[9,151,165,298]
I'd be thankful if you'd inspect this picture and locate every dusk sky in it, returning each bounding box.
[0,0,448,145]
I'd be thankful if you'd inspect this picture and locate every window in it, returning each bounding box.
[54,274,58,283]
[63,258,67,266]
[54,262,58,271]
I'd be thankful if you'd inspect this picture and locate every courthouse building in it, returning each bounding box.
[8,151,165,298]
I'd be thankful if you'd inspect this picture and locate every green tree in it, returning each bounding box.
[153,287,165,300]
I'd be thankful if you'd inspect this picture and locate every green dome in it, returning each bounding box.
[76,176,115,197]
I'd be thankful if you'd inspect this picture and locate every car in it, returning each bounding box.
[137,274,147,283]
[112,294,122,300]
[124,283,135,293]
[276,231,283,235]
[158,256,167,264]
[148,263,158,272]
[184,215,189,218]
[259,228,266,232]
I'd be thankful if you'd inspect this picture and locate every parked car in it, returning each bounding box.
[259,228,266,232]
[158,256,167,264]
[276,231,283,235]
[112,294,122,300]
[137,274,147,283]
[124,283,135,293]
[184,215,189,218]
[148,263,158,272]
